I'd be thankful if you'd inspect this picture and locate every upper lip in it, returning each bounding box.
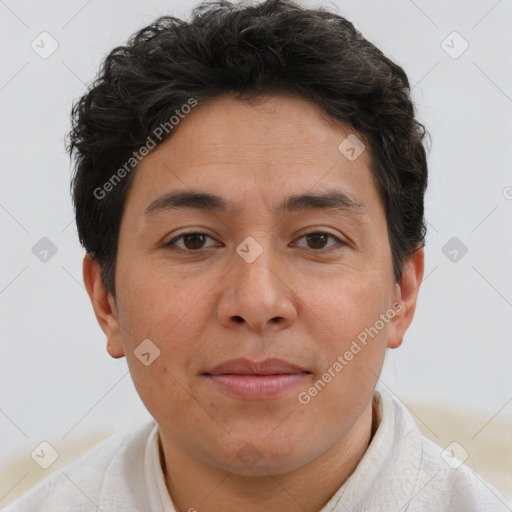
[204,358,310,376]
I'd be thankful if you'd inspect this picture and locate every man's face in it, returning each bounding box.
[91,94,418,475]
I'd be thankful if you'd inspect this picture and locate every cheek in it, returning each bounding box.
[298,265,392,387]
[116,258,206,344]
[126,357,207,431]
[116,262,205,401]
[301,267,392,338]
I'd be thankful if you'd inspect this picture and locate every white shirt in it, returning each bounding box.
[3,388,511,512]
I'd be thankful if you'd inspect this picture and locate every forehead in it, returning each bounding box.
[164,93,360,160]
[126,93,380,218]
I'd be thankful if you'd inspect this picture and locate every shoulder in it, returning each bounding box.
[411,434,511,511]
[2,419,156,512]
[382,390,511,512]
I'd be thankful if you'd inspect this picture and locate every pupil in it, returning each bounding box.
[184,234,205,250]
[308,233,327,249]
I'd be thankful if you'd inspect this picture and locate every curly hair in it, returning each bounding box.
[67,0,428,298]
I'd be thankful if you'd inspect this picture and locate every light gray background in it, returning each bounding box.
[1,0,511,504]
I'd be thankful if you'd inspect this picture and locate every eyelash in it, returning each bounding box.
[164,231,346,253]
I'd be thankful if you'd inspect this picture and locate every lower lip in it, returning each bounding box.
[205,373,309,398]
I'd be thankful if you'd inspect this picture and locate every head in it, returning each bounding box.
[71,0,427,475]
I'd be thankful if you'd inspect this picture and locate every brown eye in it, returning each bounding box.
[295,232,343,251]
[306,233,329,249]
[182,233,207,250]
[165,233,217,251]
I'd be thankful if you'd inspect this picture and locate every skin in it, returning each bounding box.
[84,93,424,512]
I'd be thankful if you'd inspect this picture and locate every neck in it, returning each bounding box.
[159,395,379,512]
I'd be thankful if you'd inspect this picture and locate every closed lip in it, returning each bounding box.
[204,358,310,376]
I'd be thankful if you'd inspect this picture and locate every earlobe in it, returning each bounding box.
[82,254,125,359]
[387,246,425,349]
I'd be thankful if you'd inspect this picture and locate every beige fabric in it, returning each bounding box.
[0,433,110,507]
[404,399,512,502]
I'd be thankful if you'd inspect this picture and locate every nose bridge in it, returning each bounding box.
[218,234,296,331]
[234,234,281,302]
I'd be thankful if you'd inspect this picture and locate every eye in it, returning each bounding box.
[294,231,345,251]
[163,231,345,252]
[164,232,219,251]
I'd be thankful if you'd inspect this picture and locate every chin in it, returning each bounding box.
[203,435,316,476]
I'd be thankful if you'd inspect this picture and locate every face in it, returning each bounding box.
[85,93,423,476]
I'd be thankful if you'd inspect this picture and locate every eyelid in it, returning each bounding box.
[164,232,220,250]
[292,231,346,251]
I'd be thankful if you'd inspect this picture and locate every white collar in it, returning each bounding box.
[144,422,176,512]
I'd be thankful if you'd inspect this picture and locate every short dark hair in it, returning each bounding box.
[67,0,428,298]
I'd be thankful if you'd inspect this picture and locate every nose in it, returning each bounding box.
[215,241,297,332]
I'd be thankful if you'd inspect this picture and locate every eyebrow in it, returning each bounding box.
[143,189,365,217]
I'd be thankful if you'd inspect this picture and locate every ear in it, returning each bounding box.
[83,254,125,358]
[387,246,424,349]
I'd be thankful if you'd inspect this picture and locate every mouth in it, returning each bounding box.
[203,358,311,399]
